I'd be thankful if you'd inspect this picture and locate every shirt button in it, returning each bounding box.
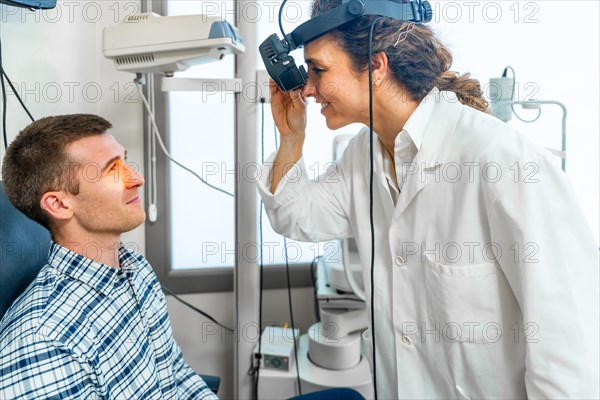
[400,151,412,160]
[402,335,412,345]
[395,255,406,266]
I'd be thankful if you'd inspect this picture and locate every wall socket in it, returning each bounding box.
[489,77,514,122]
[256,70,271,103]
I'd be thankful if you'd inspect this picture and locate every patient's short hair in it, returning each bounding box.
[2,114,112,229]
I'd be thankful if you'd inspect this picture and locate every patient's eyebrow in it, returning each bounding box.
[102,155,121,172]
[102,150,127,172]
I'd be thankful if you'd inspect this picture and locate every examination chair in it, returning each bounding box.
[0,181,221,394]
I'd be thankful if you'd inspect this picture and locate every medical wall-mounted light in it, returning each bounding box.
[489,67,567,172]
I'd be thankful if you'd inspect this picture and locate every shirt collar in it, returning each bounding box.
[395,87,439,152]
[47,241,144,297]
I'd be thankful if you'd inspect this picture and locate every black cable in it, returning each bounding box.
[502,66,515,101]
[253,98,267,399]
[368,17,383,400]
[160,285,234,333]
[503,66,541,123]
[0,35,35,150]
[318,297,366,303]
[270,95,302,396]
[278,0,291,51]
[311,256,320,322]
[137,83,234,198]
[253,202,265,397]
[283,237,302,396]
[261,98,265,163]
[0,36,8,150]
[2,70,34,121]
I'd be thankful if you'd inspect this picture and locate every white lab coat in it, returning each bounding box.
[257,90,599,399]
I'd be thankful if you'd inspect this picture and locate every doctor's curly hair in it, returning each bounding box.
[310,0,489,112]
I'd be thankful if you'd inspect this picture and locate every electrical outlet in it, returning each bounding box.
[256,70,271,103]
[489,77,514,122]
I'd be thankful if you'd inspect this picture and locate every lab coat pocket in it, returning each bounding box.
[424,255,503,344]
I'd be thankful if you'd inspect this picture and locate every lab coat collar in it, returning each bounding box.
[398,87,438,152]
[393,89,464,216]
[370,88,464,216]
[417,88,464,169]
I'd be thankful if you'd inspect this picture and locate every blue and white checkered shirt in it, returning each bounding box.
[0,242,218,399]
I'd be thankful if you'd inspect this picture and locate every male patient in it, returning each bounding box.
[0,115,218,399]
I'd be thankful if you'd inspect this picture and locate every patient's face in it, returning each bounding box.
[65,133,146,236]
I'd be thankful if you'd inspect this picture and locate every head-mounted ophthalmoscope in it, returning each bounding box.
[259,0,432,92]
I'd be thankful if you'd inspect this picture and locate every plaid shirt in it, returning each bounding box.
[0,242,218,400]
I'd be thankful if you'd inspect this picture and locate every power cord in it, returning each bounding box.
[136,76,235,340]
[145,74,158,222]
[278,0,291,52]
[136,77,234,198]
[252,95,303,396]
[368,17,383,400]
[0,35,35,150]
[0,38,6,150]
[503,66,542,123]
[253,97,303,397]
[283,236,302,395]
[161,284,234,333]
[277,6,303,394]
[310,256,321,322]
[252,97,267,399]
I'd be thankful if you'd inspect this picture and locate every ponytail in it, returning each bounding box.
[434,71,489,113]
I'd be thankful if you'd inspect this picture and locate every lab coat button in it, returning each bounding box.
[395,256,406,266]
[400,151,412,160]
[402,335,412,345]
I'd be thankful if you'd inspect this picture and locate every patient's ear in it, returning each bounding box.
[40,191,74,222]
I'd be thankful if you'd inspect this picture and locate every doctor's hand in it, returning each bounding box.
[269,80,307,140]
[268,80,306,194]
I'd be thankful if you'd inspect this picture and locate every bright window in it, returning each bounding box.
[167,0,359,269]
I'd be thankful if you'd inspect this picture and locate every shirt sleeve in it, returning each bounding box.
[171,340,219,399]
[150,272,218,400]
[0,335,100,400]
[256,138,357,243]
[489,152,600,398]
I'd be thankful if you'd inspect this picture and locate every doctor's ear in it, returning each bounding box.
[40,191,74,222]
[370,52,389,80]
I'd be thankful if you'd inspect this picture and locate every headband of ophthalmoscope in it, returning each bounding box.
[259,0,432,92]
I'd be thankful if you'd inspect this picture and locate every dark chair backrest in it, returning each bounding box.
[0,181,51,320]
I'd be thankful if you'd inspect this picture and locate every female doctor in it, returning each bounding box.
[257,0,599,398]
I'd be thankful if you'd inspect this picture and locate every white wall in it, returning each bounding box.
[0,0,145,250]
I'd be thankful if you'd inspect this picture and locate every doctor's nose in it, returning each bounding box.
[300,78,316,98]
